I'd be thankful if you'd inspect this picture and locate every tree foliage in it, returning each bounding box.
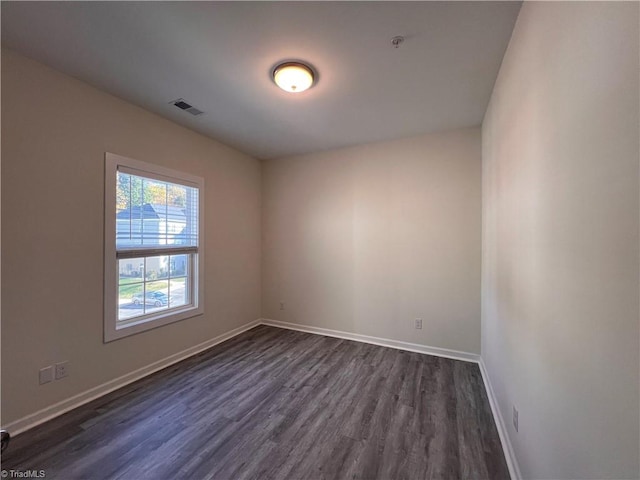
[117,172,186,211]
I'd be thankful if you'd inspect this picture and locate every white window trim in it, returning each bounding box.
[104,152,205,342]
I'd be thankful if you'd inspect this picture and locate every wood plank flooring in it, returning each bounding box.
[1,325,510,479]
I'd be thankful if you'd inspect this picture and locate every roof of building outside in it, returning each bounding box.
[116,203,186,221]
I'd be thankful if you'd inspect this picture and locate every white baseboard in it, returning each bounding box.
[260,318,480,363]
[478,358,522,480]
[2,319,262,436]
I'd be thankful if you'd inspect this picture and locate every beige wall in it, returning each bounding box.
[262,128,481,353]
[482,2,639,479]
[1,50,262,424]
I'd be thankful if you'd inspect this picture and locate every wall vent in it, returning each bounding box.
[170,98,204,116]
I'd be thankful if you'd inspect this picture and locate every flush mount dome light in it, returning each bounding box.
[273,62,315,93]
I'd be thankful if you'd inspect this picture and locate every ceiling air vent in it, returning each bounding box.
[170,98,204,116]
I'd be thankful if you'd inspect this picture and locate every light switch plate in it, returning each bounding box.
[39,366,54,385]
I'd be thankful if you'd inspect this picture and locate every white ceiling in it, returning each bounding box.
[1,1,521,159]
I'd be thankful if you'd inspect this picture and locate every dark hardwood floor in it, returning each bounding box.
[1,325,510,479]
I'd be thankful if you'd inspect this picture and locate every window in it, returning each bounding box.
[104,153,204,342]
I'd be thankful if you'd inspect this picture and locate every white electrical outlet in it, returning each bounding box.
[280,302,285,310]
[39,366,54,385]
[513,405,519,432]
[55,361,69,380]
[414,318,423,329]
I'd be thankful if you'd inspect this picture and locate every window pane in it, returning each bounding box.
[168,184,187,208]
[184,188,198,246]
[146,280,169,313]
[116,172,130,213]
[169,276,189,308]
[145,256,169,281]
[119,259,144,282]
[118,282,144,321]
[133,176,145,244]
[170,254,188,277]
[142,180,167,245]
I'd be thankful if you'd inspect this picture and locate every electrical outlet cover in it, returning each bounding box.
[55,361,69,380]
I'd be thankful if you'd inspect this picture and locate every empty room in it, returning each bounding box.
[1,1,638,479]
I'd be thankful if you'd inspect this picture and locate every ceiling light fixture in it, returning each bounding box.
[272,62,315,93]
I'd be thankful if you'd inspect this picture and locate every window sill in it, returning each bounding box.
[104,305,204,342]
